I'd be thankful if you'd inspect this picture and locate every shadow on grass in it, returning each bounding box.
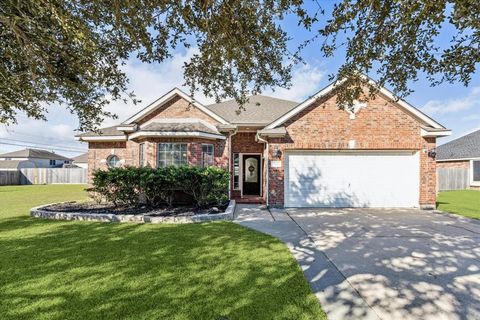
[0,218,324,320]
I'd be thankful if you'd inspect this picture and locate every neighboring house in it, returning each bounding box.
[76,78,450,208]
[437,129,480,190]
[0,160,37,170]
[72,153,88,169]
[0,148,72,168]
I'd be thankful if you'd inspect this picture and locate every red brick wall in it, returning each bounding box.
[266,92,437,208]
[87,138,228,183]
[436,160,470,169]
[137,96,219,126]
[87,140,139,182]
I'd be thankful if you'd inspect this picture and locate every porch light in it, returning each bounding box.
[428,148,437,159]
[272,146,282,159]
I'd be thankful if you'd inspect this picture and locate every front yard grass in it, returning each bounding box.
[437,190,480,220]
[0,185,325,320]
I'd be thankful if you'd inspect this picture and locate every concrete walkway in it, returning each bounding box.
[234,204,381,320]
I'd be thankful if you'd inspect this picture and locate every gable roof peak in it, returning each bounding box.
[265,75,448,131]
[122,87,228,125]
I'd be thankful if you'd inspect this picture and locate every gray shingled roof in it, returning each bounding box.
[72,153,88,163]
[0,160,25,169]
[141,121,219,134]
[205,95,298,124]
[0,148,72,161]
[76,126,125,137]
[437,129,480,160]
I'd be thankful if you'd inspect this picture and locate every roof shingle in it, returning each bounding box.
[437,129,480,160]
[205,95,298,124]
[0,148,72,161]
[76,126,124,137]
[141,121,219,135]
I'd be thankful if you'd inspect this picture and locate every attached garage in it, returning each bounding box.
[284,151,420,208]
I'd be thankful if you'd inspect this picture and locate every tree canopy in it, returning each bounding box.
[1,0,478,130]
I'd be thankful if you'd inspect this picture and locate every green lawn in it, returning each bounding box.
[437,190,480,220]
[0,185,325,320]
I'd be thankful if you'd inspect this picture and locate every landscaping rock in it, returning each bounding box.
[31,200,236,224]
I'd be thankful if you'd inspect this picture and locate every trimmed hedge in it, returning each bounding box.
[90,166,229,208]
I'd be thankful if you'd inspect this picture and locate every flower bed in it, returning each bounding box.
[31,200,236,224]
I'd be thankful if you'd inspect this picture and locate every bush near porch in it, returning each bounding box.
[90,166,229,207]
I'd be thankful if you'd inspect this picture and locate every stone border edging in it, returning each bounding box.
[30,200,236,224]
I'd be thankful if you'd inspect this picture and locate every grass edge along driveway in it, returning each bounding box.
[0,184,326,320]
[437,189,480,220]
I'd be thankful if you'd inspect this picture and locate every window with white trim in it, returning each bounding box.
[233,153,240,189]
[473,160,480,182]
[107,155,120,168]
[49,159,56,166]
[139,143,145,167]
[202,144,214,167]
[157,143,187,167]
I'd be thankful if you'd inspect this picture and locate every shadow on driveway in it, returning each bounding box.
[236,205,480,320]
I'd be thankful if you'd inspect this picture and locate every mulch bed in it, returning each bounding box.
[43,202,228,216]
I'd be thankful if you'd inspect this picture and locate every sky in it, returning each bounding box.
[0,3,479,158]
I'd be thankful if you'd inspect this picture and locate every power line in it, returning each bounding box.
[0,141,86,154]
[0,137,85,152]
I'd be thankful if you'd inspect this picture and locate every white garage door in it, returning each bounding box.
[284,151,420,208]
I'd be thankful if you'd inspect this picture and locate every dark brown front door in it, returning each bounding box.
[242,155,261,195]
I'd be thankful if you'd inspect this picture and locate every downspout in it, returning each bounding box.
[228,129,238,199]
[256,133,269,207]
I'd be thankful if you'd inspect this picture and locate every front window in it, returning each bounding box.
[202,144,214,167]
[157,143,187,167]
[233,153,240,189]
[473,160,480,183]
[107,155,120,168]
[49,159,56,166]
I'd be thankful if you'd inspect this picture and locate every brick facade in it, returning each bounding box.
[137,95,219,126]
[87,96,227,182]
[266,92,437,207]
[86,91,441,208]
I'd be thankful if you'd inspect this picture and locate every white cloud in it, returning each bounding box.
[422,86,480,115]
[461,114,480,121]
[263,62,326,102]
[102,47,203,126]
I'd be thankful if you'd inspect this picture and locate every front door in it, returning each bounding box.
[242,155,261,196]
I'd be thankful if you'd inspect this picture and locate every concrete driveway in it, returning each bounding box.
[286,208,480,320]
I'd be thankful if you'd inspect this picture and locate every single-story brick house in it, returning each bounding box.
[76,79,451,208]
[436,129,480,190]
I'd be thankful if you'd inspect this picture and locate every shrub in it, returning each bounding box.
[90,167,141,206]
[90,166,229,208]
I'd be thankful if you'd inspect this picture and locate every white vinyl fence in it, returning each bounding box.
[0,168,87,186]
[437,167,469,191]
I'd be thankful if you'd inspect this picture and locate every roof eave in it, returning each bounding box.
[76,136,127,142]
[128,131,226,140]
[420,128,452,137]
